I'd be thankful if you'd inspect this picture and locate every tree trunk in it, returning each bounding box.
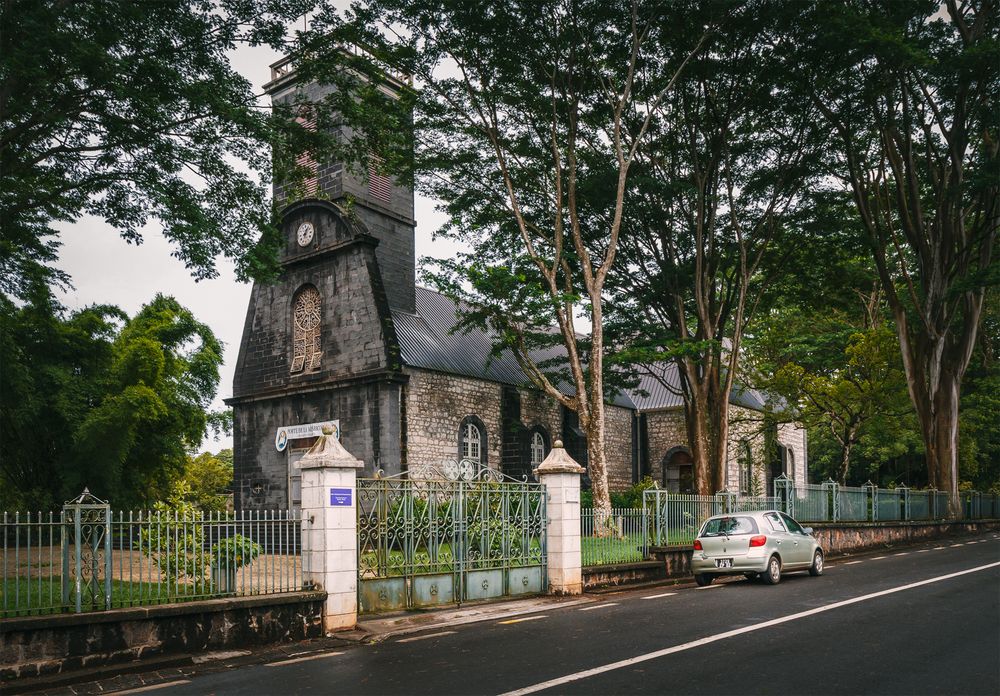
[679,359,714,496]
[838,441,853,486]
[920,372,963,519]
[584,390,613,535]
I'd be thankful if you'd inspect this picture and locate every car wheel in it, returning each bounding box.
[764,555,781,585]
[809,550,824,576]
[695,573,714,587]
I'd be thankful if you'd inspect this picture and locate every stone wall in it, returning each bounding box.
[642,406,807,495]
[808,519,1000,555]
[518,388,562,445]
[233,380,403,508]
[777,422,808,482]
[269,79,416,314]
[645,410,688,487]
[404,369,504,469]
[403,371,639,489]
[0,592,325,685]
[604,405,635,490]
[725,405,770,494]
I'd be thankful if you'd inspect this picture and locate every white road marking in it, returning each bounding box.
[696,584,724,590]
[499,616,547,625]
[871,556,887,560]
[579,603,619,611]
[844,561,863,565]
[642,592,677,600]
[917,549,930,553]
[265,651,343,667]
[500,561,1000,696]
[397,630,457,642]
[114,681,191,694]
[933,546,945,550]
[893,552,909,557]
[950,543,965,547]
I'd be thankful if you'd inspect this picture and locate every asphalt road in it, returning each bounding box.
[137,533,1000,696]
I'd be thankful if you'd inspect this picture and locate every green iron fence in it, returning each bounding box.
[2,491,302,618]
[773,476,1000,523]
[357,463,546,614]
[580,507,648,566]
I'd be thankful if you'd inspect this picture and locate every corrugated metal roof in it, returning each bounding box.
[394,287,769,413]
[629,362,769,412]
[394,287,636,408]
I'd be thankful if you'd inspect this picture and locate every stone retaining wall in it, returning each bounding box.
[0,591,326,684]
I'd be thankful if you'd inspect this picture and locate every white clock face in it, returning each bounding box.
[296,222,315,247]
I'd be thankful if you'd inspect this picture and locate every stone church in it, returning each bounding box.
[228,57,807,511]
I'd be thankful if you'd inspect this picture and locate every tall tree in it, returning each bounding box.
[0,290,224,509]
[303,0,710,517]
[609,2,821,494]
[0,0,335,300]
[792,0,999,515]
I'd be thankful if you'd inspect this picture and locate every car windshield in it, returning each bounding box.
[700,516,758,537]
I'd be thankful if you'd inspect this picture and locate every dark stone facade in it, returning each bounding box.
[230,201,406,508]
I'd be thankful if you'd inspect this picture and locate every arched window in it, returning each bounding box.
[526,426,550,470]
[291,285,322,373]
[458,416,488,465]
[530,431,547,467]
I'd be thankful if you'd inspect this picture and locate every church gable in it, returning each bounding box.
[232,201,400,399]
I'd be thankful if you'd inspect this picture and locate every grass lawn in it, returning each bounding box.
[581,534,648,566]
[2,577,234,618]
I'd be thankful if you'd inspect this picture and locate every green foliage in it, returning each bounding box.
[137,481,259,590]
[0,0,367,300]
[210,536,263,571]
[173,450,234,513]
[581,477,657,510]
[0,288,223,509]
[750,303,917,485]
[137,482,209,587]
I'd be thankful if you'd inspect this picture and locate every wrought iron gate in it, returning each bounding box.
[357,461,546,614]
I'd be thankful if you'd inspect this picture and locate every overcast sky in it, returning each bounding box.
[53,41,462,454]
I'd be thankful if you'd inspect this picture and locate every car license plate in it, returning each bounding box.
[715,558,733,569]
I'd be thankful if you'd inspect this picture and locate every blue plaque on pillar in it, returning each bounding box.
[329,488,352,506]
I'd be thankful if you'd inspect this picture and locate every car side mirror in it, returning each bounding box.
[802,527,813,535]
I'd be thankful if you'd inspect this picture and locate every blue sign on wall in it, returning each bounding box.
[329,488,353,507]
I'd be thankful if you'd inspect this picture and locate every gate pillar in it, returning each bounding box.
[299,425,363,632]
[534,440,585,595]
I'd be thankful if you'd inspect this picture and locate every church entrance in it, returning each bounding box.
[357,469,547,614]
[663,449,695,494]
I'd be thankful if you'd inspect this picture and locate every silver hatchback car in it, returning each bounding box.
[690,510,824,586]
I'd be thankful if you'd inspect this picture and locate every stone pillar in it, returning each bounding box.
[299,426,363,632]
[534,440,585,595]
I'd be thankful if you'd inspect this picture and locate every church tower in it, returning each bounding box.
[228,55,412,510]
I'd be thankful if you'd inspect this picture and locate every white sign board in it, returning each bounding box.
[275,420,340,452]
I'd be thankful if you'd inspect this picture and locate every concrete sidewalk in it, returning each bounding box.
[354,593,594,641]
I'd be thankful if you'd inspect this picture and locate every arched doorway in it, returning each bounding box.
[662,447,694,494]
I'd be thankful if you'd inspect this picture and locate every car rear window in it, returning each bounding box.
[701,516,759,536]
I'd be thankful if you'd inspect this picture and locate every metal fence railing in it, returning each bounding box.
[637,483,1000,557]
[2,507,303,618]
[580,507,648,566]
